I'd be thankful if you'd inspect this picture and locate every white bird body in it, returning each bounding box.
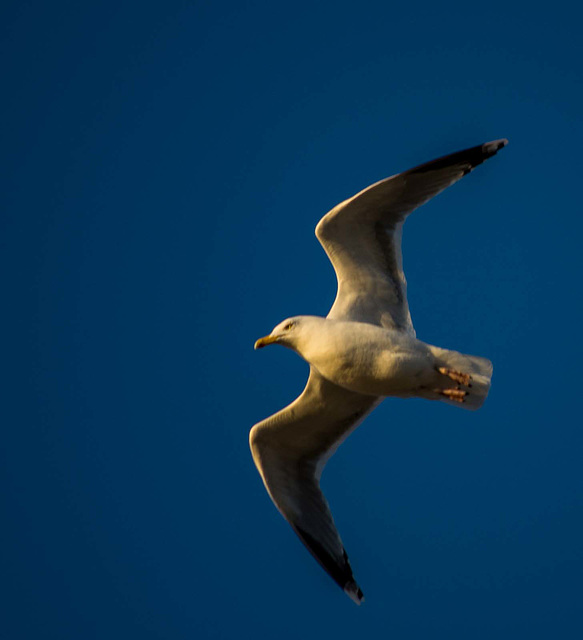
[251,139,507,604]
[286,317,435,397]
[265,315,492,405]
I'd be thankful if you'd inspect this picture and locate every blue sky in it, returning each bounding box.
[2,1,582,638]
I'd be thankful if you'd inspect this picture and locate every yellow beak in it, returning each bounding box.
[254,334,279,350]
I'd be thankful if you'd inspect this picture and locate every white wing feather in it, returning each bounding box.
[250,369,379,603]
[317,138,508,334]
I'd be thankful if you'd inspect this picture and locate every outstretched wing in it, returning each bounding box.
[316,139,508,335]
[249,368,380,604]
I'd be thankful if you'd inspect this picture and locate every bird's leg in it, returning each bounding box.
[437,367,472,387]
[435,388,468,403]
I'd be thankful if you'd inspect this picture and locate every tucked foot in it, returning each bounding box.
[435,388,468,403]
[437,367,472,387]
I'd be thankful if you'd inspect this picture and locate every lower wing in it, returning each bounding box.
[249,368,381,603]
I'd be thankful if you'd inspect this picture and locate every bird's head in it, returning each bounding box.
[254,316,327,353]
[254,317,303,351]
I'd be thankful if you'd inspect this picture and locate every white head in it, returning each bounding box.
[254,316,323,353]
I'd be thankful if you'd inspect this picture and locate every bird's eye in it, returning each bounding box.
[283,322,294,331]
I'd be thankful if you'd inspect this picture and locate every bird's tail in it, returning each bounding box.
[427,346,493,411]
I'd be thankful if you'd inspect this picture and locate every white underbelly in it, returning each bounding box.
[315,345,437,398]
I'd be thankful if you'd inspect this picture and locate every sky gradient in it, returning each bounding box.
[2,1,583,638]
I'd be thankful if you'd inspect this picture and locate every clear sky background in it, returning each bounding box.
[2,1,582,639]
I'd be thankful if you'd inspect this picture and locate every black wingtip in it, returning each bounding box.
[344,579,365,605]
[293,524,364,604]
[482,138,508,158]
[408,138,509,176]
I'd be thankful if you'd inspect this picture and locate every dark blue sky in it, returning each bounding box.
[2,1,582,638]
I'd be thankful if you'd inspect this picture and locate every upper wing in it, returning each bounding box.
[249,368,380,604]
[316,139,508,335]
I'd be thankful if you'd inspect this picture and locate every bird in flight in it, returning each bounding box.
[250,139,507,604]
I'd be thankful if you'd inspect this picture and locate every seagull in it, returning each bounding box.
[250,139,507,604]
